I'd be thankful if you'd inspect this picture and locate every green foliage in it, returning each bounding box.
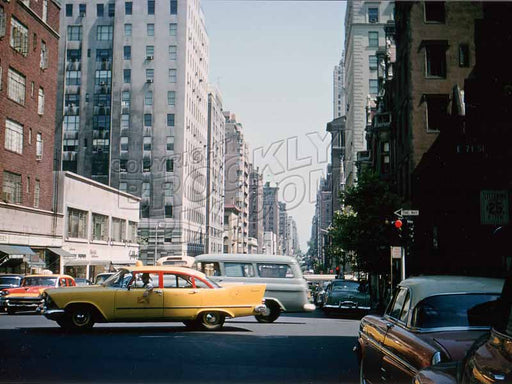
[329,170,401,274]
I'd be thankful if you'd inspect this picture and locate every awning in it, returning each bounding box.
[47,247,75,258]
[0,245,20,255]
[11,246,35,255]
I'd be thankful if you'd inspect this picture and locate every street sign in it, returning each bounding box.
[390,246,402,259]
[394,208,419,217]
[480,190,509,225]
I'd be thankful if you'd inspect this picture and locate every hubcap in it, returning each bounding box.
[205,313,218,324]
[73,312,90,326]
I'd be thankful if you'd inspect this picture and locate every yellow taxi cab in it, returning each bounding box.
[40,266,266,331]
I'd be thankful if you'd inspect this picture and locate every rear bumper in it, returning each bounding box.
[324,302,370,311]
[303,303,316,312]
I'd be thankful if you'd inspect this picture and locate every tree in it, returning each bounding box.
[329,170,401,307]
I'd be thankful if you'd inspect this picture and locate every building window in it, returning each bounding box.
[120,137,129,152]
[66,70,81,86]
[97,25,113,41]
[146,68,154,81]
[10,18,29,56]
[168,69,177,83]
[4,119,23,154]
[38,88,45,115]
[165,204,173,218]
[121,115,130,129]
[145,91,153,105]
[368,7,379,23]
[63,115,80,131]
[146,45,154,56]
[147,24,155,36]
[65,4,73,17]
[148,0,155,15]
[164,182,173,197]
[425,94,450,132]
[40,41,48,69]
[459,44,470,67]
[424,42,447,78]
[2,171,22,204]
[170,0,177,15]
[424,2,445,23]
[0,6,5,38]
[124,23,132,37]
[169,45,177,60]
[79,4,86,16]
[143,136,152,151]
[167,136,175,151]
[7,68,26,105]
[36,133,43,160]
[67,26,82,41]
[122,91,130,109]
[167,91,176,106]
[369,55,377,70]
[167,114,175,126]
[34,180,40,208]
[166,159,174,172]
[142,182,150,198]
[125,1,133,15]
[169,23,177,36]
[95,70,111,85]
[123,45,131,60]
[368,31,379,47]
[128,221,137,242]
[123,69,131,83]
[108,3,115,17]
[97,4,104,17]
[92,213,109,241]
[67,208,88,239]
[112,218,126,242]
[144,114,152,126]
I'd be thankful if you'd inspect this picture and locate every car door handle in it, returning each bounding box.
[154,289,163,295]
[385,322,394,329]
[188,290,198,294]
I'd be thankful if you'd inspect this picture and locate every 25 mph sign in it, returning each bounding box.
[480,190,510,225]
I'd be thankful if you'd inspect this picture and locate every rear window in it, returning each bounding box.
[225,262,255,277]
[332,281,363,292]
[257,263,294,278]
[412,294,500,329]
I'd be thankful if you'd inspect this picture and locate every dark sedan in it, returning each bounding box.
[356,275,504,384]
[322,279,370,315]
[0,274,23,290]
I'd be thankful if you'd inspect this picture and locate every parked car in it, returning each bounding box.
[93,272,114,285]
[195,254,316,323]
[322,279,370,315]
[303,274,336,308]
[0,274,23,290]
[41,266,267,331]
[413,274,512,384]
[355,275,504,384]
[1,274,76,315]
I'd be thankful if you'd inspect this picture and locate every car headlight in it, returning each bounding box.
[1,290,9,296]
[431,351,443,365]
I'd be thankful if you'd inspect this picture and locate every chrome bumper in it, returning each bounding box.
[303,303,316,312]
[324,302,370,310]
[41,308,66,320]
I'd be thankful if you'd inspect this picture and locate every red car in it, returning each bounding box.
[0,274,76,314]
[413,274,512,384]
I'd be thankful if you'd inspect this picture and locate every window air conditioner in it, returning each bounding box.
[146,79,153,83]
[146,55,154,60]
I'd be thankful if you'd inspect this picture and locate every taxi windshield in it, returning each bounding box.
[22,277,58,287]
[103,270,133,288]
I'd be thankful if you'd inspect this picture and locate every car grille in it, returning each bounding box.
[7,298,44,306]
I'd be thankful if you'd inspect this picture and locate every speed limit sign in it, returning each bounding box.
[480,190,509,225]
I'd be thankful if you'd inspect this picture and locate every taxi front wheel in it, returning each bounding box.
[59,305,95,330]
[197,311,225,331]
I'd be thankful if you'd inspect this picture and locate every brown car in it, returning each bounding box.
[355,275,504,384]
[413,274,512,384]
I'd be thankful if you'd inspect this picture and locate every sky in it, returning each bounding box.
[202,0,347,251]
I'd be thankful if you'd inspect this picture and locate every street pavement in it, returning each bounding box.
[0,310,361,384]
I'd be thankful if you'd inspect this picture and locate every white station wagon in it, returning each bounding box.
[195,254,315,323]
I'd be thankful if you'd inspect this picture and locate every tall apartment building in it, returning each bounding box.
[333,54,345,119]
[223,112,249,254]
[249,166,264,253]
[315,168,332,271]
[263,182,279,245]
[55,0,209,264]
[205,86,225,253]
[278,202,287,255]
[343,1,394,186]
[0,0,62,271]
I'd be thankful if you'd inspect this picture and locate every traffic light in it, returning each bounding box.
[393,219,403,229]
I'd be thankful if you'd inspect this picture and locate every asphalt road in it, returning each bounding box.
[0,310,361,384]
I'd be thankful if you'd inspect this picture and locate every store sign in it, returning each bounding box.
[480,190,509,225]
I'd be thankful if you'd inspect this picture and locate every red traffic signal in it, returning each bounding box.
[394,219,403,229]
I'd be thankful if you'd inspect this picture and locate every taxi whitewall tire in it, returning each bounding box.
[59,304,97,330]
